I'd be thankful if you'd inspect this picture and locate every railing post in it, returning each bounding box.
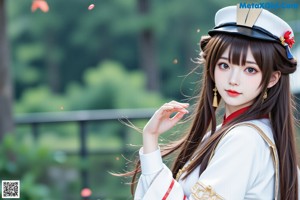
[79,121,89,200]
[32,123,39,142]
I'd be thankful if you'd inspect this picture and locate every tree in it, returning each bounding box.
[0,0,13,139]
[138,0,159,91]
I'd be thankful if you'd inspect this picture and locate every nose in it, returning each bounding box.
[229,68,240,86]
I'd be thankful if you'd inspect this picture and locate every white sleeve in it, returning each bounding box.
[134,147,188,200]
[190,126,267,200]
[139,147,164,181]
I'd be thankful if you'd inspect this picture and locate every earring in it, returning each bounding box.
[263,91,268,101]
[213,87,218,107]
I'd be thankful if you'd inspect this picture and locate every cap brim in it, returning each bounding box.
[208,25,279,42]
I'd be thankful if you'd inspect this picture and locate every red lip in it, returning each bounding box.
[226,90,241,97]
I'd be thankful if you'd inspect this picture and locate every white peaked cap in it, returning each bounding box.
[208,4,295,52]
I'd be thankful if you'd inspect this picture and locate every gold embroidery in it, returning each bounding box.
[176,166,188,181]
[191,181,224,200]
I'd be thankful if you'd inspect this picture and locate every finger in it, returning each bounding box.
[182,103,190,107]
[169,111,187,125]
[160,105,175,110]
[160,106,189,115]
[165,102,189,109]
[169,100,189,105]
[161,103,186,110]
[156,105,179,116]
[171,102,189,108]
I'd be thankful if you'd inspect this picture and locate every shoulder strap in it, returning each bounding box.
[208,122,280,200]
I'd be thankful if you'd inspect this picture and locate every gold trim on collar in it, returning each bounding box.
[240,123,279,200]
[191,181,224,200]
[208,122,279,200]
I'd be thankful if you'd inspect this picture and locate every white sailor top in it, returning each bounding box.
[134,118,277,200]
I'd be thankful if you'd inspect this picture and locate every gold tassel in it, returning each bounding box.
[263,91,268,102]
[213,87,218,107]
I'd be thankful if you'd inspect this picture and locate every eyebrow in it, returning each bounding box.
[219,56,257,65]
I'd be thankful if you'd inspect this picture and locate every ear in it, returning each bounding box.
[267,71,281,88]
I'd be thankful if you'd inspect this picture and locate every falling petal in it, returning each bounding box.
[60,106,64,110]
[31,0,49,13]
[81,188,92,197]
[197,29,201,33]
[88,4,95,10]
[173,59,178,64]
[116,157,120,161]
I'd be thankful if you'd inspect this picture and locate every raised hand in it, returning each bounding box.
[142,101,189,154]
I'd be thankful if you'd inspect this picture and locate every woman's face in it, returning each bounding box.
[214,46,263,116]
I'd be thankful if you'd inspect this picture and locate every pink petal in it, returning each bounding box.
[81,188,92,197]
[31,1,49,12]
[88,4,95,10]
[31,0,49,12]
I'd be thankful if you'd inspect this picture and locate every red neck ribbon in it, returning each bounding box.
[222,106,269,126]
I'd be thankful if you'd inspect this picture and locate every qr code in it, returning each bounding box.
[1,180,20,198]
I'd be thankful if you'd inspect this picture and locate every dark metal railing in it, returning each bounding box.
[15,108,156,200]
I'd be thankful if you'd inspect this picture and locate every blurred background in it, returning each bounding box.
[0,0,299,199]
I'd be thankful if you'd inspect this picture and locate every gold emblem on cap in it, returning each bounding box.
[236,3,263,28]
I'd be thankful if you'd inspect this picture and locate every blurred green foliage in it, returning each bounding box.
[7,0,222,100]
[15,60,165,113]
[0,134,53,200]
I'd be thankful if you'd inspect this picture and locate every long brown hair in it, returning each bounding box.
[124,34,299,199]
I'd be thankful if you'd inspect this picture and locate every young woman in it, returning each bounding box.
[125,5,299,200]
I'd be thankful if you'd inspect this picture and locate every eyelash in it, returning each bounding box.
[217,62,258,74]
[218,63,229,69]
